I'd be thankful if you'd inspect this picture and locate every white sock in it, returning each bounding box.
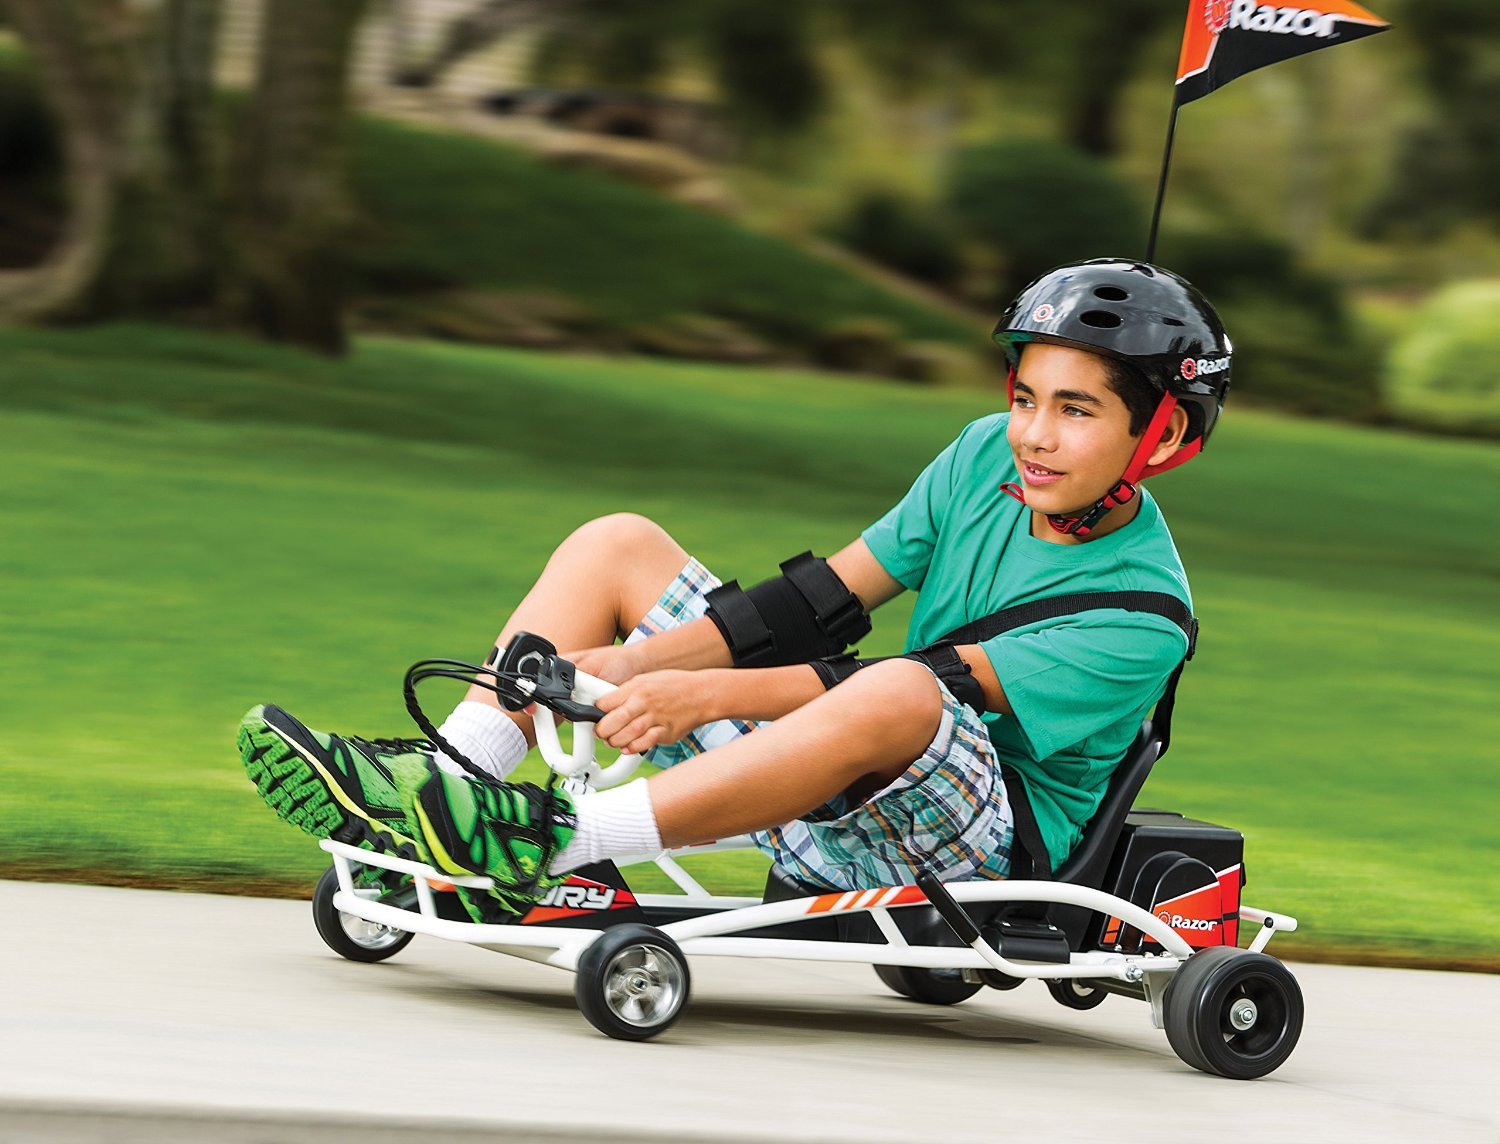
[431,700,529,781]
[549,778,663,875]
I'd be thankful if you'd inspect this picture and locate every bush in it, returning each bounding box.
[1383,280,1500,436]
[810,318,902,375]
[945,138,1144,301]
[1166,230,1381,419]
[829,189,964,286]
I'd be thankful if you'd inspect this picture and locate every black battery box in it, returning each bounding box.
[1091,810,1245,952]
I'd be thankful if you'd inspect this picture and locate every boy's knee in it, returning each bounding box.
[567,509,669,551]
[832,658,944,747]
[566,513,677,560]
[560,514,690,632]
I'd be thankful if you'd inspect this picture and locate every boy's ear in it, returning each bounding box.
[1146,406,1191,468]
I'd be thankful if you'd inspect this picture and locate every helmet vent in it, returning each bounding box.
[1079,309,1123,329]
[1162,317,1185,326]
[1093,285,1130,301]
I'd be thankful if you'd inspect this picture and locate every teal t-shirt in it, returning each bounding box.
[861,412,1192,871]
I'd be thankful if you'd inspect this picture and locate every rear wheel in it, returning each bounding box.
[1046,977,1108,1010]
[874,964,982,1005]
[312,864,415,963]
[1164,947,1303,1079]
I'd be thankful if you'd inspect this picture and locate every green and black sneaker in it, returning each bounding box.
[238,703,435,860]
[406,768,577,906]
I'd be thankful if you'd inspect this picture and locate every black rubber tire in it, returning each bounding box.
[979,969,1025,991]
[1164,947,1304,1079]
[575,924,691,1041]
[874,964,983,1005]
[311,864,415,963]
[1046,977,1109,1010]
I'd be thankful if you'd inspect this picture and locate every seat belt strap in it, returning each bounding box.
[938,589,1195,882]
[1001,765,1053,880]
[940,590,1196,657]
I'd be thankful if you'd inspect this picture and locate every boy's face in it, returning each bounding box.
[1005,343,1143,526]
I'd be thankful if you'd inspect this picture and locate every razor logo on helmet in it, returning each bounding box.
[1227,2,1341,37]
[1180,356,1230,380]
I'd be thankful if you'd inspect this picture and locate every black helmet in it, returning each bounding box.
[993,258,1231,447]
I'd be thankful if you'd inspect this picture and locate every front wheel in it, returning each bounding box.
[311,864,415,963]
[575,924,691,1041]
[1163,947,1304,1079]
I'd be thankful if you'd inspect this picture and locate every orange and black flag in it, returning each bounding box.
[1175,0,1390,105]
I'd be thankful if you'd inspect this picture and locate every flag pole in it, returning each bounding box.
[1145,98,1181,265]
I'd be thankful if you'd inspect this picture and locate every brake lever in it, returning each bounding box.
[523,653,606,723]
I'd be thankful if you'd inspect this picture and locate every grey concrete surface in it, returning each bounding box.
[2,879,1497,1144]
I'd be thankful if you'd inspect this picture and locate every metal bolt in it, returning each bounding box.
[1124,965,1143,982]
[1230,1000,1259,1031]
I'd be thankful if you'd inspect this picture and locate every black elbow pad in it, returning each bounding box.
[706,551,872,667]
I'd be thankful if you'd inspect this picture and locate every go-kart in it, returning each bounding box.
[309,634,1303,1080]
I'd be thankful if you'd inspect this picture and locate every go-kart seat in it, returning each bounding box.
[1050,718,1164,890]
[1016,716,1164,950]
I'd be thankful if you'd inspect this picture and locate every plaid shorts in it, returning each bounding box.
[626,558,1015,891]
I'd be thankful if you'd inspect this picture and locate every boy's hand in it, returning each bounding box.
[594,669,719,755]
[564,643,644,686]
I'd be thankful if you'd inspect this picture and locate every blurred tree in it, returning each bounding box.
[0,0,220,321]
[946,138,1145,300]
[532,0,822,136]
[401,0,1172,155]
[1059,0,1181,156]
[395,0,822,137]
[390,0,550,88]
[232,0,369,353]
[0,0,368,354]
[1364,0,1500,236]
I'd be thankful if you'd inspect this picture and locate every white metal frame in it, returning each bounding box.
[321,663,1298,1029]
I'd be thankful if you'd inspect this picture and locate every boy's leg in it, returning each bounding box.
[553,657,1011,888]
[647,658,944,845]
[478,512,694,689]
[237,513,694,871]
[434,513,694,777]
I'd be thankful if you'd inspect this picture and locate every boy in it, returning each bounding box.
[239,258,1232,915]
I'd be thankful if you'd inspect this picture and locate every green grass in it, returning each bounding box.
[347,118,974,345]
[2,324,1498,962]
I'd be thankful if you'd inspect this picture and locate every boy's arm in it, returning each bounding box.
[956,645,1015,717]
[600,642,1006,755]
[590,542,907,750]
[612,538,904,677]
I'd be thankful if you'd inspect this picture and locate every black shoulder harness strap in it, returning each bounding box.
[937,590,1197,880]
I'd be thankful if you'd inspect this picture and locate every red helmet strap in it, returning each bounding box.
[1121,394,1182,486]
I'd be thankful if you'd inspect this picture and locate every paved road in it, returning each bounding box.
[3,879,1497,1144]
